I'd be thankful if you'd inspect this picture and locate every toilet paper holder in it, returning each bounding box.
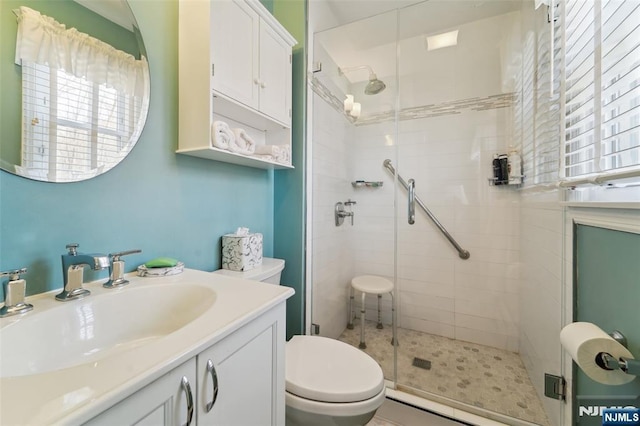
[598,330,640,376]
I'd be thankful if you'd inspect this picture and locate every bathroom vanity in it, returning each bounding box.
[0,269,293,425]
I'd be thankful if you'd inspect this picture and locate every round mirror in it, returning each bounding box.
[0,0,150,183]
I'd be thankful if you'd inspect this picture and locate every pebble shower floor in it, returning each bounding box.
[339,320,550,425]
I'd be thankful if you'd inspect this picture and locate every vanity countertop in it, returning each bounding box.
[0,268,294,425]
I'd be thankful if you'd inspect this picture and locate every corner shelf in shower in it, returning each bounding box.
[487,176,525,186]
[352,181,384,188]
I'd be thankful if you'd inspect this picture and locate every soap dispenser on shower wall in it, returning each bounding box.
[507,148,522,185]
[492,154,504,185]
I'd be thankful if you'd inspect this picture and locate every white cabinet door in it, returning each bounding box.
[86,359,197,426]
[197,306,285,426]
[211,0,259,109]
[258,21,292,126]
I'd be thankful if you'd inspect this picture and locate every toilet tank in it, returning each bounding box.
[213,257,285,284]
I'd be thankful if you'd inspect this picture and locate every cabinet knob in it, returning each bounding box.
[253,78,260,85]
[260,82,266,89]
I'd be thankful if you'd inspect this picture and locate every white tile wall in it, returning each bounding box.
[347,107,522,352]
[311,9,524,351]
[519,191,564,426]
[311,93,355,339]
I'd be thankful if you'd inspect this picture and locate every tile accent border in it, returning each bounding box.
[308,72,356,124]
[309,72,517,126]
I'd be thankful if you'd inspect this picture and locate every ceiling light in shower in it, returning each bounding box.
[426,30,459,51]
[338,65,387,95]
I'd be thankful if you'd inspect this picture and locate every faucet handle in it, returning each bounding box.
[104,249,142,289]
[109,249,142,261]
[66,243,79,255]
[0,267,27,280]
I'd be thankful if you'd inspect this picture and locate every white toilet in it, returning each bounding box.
[213,258,386,426]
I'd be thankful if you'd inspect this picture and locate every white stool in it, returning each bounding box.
[347,275,397,349]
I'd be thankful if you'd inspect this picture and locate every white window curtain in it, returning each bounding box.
[14,6,147,98]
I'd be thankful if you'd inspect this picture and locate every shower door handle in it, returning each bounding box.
[408,178,415,225]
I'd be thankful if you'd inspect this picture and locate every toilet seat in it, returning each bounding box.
[286,336,384,403]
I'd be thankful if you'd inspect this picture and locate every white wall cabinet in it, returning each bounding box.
[210,0,259,112]
[256,21,292,125]
[86,304,286,426]
[178,0,296,169]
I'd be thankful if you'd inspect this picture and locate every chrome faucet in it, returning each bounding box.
[56,243,109,301]
[0,267,33,317]
[104,249,142,289]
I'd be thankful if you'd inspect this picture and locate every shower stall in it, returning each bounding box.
[307,1,564,425]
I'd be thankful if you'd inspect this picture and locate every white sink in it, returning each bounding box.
[0,283,216,378]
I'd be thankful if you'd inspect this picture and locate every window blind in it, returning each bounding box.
[21,62,138,182]
[518,31,536,187]
[600,0,640,172]
[563,0,640,180]
[534,6,562,185]
[518,4,562,187]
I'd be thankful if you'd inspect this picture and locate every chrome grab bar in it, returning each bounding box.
[383,159,470,260]
[408,178,416,225]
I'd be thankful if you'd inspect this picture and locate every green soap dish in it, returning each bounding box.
[144,257,179,268]
[137,261,184,278]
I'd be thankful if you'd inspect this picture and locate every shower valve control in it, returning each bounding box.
[335,202,354,227]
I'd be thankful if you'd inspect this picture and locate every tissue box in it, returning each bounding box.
[221,233,263,271]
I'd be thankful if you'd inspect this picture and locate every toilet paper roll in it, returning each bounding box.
[560,322,636,385]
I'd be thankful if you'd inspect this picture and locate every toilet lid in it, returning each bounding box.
[286,335,384,403]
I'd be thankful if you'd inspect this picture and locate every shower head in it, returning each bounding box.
[338,65,387,95]
[365,73,386,95]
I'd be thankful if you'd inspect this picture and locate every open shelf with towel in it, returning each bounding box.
[176,110,293,170]
[177,0,296,170]
[178,146,293,170]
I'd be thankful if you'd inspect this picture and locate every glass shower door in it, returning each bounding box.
[391,1,562,425]
[309,1,565,425]
[309,9,400,386]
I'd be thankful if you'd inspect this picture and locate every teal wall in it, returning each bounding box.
[0,1,276,298]
[272,0,307,338]
[574,224,640,426]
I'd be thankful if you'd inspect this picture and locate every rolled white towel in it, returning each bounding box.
[254,144,282,157]
[230,128,256,155]
[275,144,291,165]
[211,121,234,150]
